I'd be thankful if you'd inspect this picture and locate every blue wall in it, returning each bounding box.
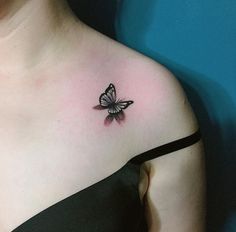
[116,0,236,231]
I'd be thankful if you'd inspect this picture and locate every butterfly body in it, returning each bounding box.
[99,84,134,115]
[94,83,134,125]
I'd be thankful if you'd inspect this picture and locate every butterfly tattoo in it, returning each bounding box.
[93,83,134,125]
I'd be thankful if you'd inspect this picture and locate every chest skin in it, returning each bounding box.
[0,63,150,231]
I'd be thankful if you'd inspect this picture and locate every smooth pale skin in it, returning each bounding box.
[0,0,206,231]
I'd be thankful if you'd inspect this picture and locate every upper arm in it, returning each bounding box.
[126,57,206,231]
[144,140,206,232]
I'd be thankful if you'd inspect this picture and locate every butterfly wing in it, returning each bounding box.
[117,101,134,110]
[108,100,134,114]
[99,83,116,107]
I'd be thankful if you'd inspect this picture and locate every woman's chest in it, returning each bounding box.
[0,127,136,230]
[0,70,151,230]
[0,91,147,232]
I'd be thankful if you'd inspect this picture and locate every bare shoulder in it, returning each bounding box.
[84,27,205,231]
[96,31,205,231]
[95,30,199,145]
[79,24,200,153]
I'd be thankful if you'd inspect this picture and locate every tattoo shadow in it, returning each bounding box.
[93,105,126,126]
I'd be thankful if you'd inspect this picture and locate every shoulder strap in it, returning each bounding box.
[129,129,201,165]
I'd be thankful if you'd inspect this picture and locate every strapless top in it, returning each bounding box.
[12,129,201,232]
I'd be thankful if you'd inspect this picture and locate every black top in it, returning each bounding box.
[12,129,201,232]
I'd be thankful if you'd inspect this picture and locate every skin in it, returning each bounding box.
[0,0,206,231]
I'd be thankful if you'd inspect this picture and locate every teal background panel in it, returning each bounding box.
[116,0,236,231]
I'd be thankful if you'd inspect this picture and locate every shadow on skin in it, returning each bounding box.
[93,105,126,126]
[142,172,162,231]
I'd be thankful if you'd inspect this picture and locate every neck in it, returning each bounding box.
[0,0,83,77]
